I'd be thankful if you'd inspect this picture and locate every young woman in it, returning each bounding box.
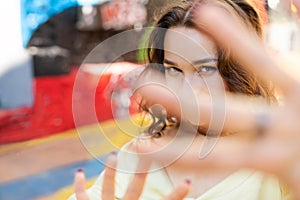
[69,0,290,199]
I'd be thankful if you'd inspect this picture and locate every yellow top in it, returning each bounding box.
[68,141,290,200]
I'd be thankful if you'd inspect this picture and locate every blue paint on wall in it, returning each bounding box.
[20,0,107,47]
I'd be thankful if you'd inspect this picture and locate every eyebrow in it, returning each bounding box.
[163,58,218,66]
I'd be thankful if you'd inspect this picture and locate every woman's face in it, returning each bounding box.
[163,27,227,94]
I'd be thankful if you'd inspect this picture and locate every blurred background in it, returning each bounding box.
[0,0,299,199]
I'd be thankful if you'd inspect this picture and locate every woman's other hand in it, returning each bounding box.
[73,153,190,200]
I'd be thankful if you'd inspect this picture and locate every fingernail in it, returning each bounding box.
[77,168,83,173]
[185,179,191,185]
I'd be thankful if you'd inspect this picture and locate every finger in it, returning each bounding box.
[163,181,190,200]
[74,169,90,200]
[192,3,298,94]
[137,125,294,181]
[137,133,254,172]
[122,159,151,200]
[122,173,148,200]
[134,79,270,133]
[102,152,117,200]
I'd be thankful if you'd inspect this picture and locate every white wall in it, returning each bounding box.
[0,0,34,108]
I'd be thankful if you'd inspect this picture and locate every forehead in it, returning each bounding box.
[164,27,217,62]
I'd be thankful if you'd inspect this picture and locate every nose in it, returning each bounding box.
[184,73,207,93]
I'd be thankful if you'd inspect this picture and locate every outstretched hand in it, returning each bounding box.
[73,153,190,200]
[135,1,300,199]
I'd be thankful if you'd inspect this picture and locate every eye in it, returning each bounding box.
[197,65,217,75]
[165,66,183,76]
